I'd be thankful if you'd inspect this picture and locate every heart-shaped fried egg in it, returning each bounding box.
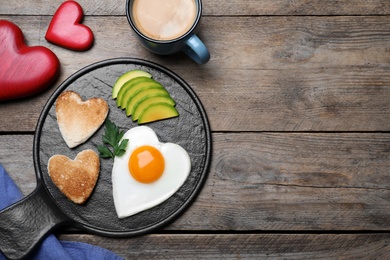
[112,126,191,218]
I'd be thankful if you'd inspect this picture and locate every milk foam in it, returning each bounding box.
[132,0,197,41]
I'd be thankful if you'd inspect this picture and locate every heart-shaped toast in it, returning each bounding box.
[0,20,60,101]
[45,1,94,51]
[48,150,100,204]
[55,91,109,148]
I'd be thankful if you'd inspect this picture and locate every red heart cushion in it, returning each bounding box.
[45,1,94,51]
[0,20,60,101]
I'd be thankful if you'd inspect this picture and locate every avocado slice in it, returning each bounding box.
[112,70,152,99]
[138,103,179,124]
[119,80,163,109]
[132,94,176,121]
[116,77,157,107]
[125,87,169,116]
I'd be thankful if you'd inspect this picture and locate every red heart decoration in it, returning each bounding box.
[0,20,60,101]
[45,0,94,51]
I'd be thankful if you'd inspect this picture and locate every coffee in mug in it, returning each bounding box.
[126,0,210,64]
[132,0,197,41]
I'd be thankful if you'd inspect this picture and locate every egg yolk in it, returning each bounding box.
[128,145,165,183]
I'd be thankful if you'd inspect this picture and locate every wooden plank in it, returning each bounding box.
[2,66,390,132]
[204,0,390,16]
[0,16,390,132]
[1,0,390,16]
[58,233,390,259]
[173,133,390,231]
[0,0,122,16]
[0,135,36,196]
[2,15,389,71]
[2,133,390,230]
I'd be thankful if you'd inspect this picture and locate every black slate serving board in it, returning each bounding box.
[0,58,211,260]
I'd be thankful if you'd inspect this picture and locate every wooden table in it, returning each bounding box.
[1,0,390,258]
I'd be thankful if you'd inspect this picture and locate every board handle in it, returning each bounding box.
[0,184,68,260]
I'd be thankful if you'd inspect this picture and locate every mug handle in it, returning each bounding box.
[183,35,210,64]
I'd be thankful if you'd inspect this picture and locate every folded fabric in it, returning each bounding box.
[0,164,124,260]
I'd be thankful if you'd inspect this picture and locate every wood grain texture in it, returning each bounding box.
[173,133,390,231]
[0,135,36,196]
[0,0,390,16]
[58,233,390,259]
[0,15,389,132]
[1,1,390,258]
[2,133,390,231]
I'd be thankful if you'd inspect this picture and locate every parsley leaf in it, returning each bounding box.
[115,138,128,157]
[97,119,129,159]
[97,145,114,158]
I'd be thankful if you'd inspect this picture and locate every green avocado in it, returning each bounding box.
[119,79,163,109]
[112,70,152,99]
[116,77,156,108]
[125,87,169,116]
[132,94,176,121]
[137,102,179,124]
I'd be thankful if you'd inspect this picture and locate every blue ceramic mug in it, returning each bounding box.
[126,0,210,64]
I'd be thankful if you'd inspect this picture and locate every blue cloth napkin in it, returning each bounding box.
[0,164,124,260]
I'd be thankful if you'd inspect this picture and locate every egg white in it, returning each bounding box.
[112,126,191,218]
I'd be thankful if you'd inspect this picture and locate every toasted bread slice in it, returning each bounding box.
[55,91,109,148]
[48,149,100,204]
